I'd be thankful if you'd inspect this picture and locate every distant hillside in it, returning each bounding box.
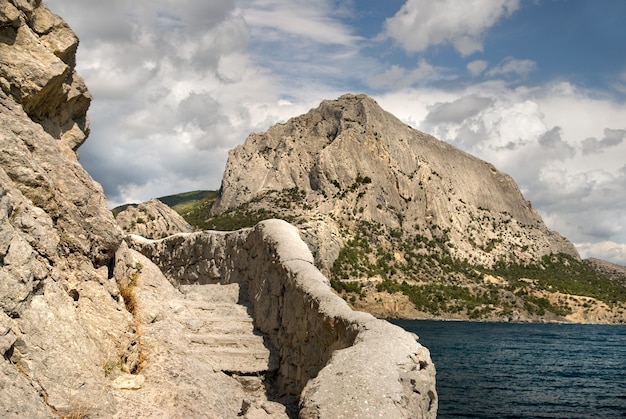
[112,190,215,217]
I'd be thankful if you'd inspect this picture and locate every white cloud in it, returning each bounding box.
[576,241,626,265]
[487,57,537,78]
[368,59,450,89]
[237,0,361,46]
[467,60,488,77]
[383,0,520,56]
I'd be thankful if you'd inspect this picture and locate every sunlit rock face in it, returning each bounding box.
[115,199,194,239]
[128,219,438,419]
[0,2,134,417]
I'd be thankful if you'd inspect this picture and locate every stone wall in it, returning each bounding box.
[129,219,438,418]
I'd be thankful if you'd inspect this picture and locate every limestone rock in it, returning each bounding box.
[0,3,133,417]
[584,258,626,287]
[1,3,438,416]
[115,198,194,239]
[212,94,579,272]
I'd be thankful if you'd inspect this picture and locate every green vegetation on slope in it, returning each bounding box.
[111,190,214,218]
[157,190,214,208]
[329,219,624,318]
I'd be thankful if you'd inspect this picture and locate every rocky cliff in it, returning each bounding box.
[1,1,137,416]
[210,94,626,323]
[128,219,437,418]
[0,3,437,417]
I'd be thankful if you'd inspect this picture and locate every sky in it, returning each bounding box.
[45,0,626,265]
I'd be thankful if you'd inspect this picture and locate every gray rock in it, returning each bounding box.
[115,198,194,239]
[1,4,438,417]
[0,3,132,417]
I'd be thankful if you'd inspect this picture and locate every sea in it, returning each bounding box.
[390,320,626,419]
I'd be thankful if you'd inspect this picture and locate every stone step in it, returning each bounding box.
[188,333,267,349]
[196,347,279,374]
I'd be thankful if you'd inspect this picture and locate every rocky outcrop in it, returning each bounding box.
[115,198,194,239]
[129,219,438,418]
[1,0,91,151]
[0,2,136,417]
[213,94,578,272]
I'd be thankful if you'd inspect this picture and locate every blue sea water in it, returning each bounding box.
[391,320,626,419]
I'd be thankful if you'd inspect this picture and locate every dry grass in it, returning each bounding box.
[118,266,146,373]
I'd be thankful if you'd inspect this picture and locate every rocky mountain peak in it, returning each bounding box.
[213,93,578,271]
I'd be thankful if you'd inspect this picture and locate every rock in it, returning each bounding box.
[115,198,194,239]
[112,374,145,390]
[584,258,626,287]
[2,5,438,417]
[110,244,287,418]
[0,3,133,417]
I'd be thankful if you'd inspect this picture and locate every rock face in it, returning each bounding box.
[584,258,626,287]
[213,94,578,272]
[115,198,194,239]
[129,219,437,418]
[205,94,626,323]
[0,2,137,417]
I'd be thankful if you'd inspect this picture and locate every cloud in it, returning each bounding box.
[537,127,575,159]
[368,59,450,89]
[467,60,489,77]
[238,0,362,46]
[487,57,537,78]
[581,128,626,155]
[424,94,494,125]
[575,241,626,265]
[383,0,520,56]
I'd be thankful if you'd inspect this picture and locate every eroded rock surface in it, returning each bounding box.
[110,244,292,418]
[1,3,438,417]
[212,94,578,272]
[0,2,135,417]
[115,198,194,239]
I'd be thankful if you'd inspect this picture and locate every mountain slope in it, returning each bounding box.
[210,94,625,323]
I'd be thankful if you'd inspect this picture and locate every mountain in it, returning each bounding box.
[210,94,626,323]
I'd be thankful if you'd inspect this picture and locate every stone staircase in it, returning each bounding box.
[179,284,279,375]
[110,252,293,418]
